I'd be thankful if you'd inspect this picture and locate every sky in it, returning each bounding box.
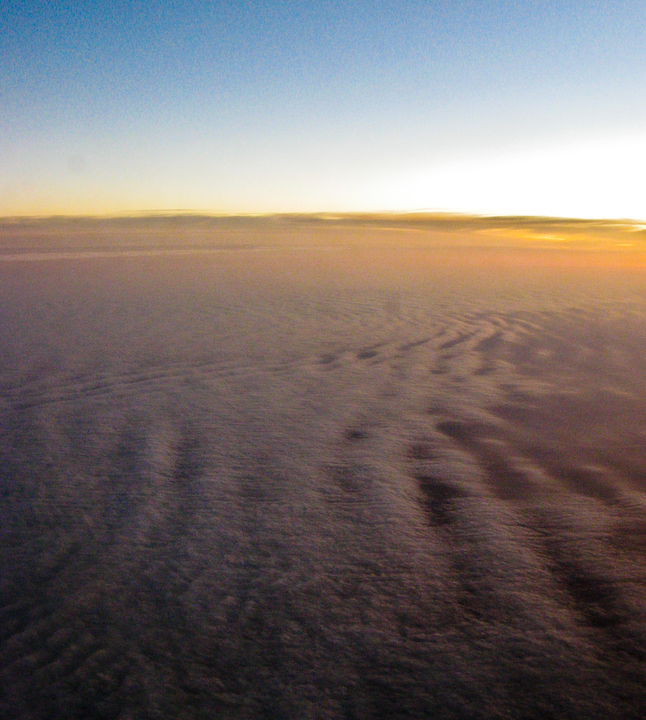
[1,0,645,218]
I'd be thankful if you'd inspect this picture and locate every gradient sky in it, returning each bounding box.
[2,1,645,218]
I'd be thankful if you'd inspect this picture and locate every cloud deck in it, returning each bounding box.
[1,215,646,719]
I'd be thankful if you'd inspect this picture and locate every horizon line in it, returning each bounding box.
[1,210,645,225]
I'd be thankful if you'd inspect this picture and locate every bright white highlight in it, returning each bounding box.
[362,133,646,219]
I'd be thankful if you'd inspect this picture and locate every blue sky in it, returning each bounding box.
[1,1,645,217]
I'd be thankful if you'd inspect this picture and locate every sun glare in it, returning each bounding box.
[362,132,646,219]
